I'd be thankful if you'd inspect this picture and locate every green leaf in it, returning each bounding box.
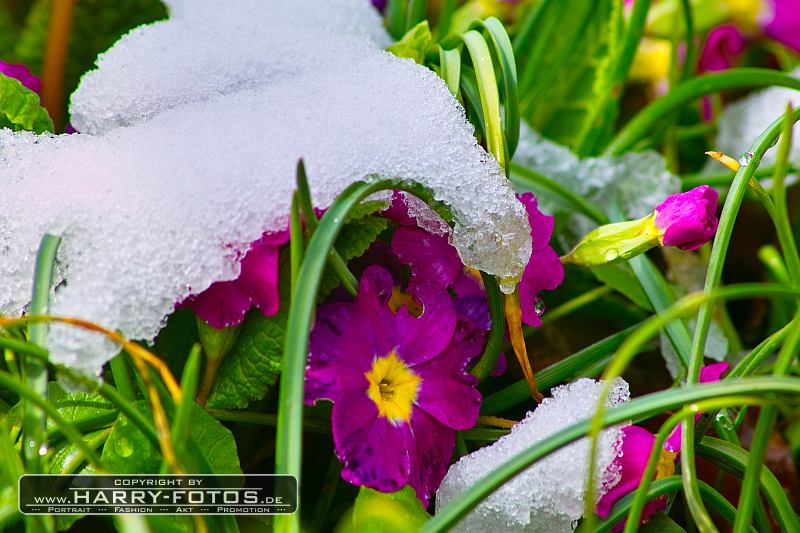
[148,306,201,384]
[317,213,389,302]
[387,21,432,64]
[638,513,688,533]
[102,399,242,475]
[0,71,53,133]
[591,265,653,311]
[44,383,116,530]
[336,486,430,533]
[205,304,285,409]
[515,0,624,154]
[12,0,167,122]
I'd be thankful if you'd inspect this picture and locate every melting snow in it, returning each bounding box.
[436,378,629,533]
[0,0,532,375]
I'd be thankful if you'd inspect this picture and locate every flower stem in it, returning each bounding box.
[40,0,75,132]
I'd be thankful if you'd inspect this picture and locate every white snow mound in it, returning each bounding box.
[0,0,532,375]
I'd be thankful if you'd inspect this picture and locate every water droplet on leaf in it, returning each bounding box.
[115,436,135,458]
[38,443,50,456]
[604,249,619,261]
[738,152,754,167]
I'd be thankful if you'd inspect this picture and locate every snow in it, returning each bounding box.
[436,378,630,533]
[0,0,532,376]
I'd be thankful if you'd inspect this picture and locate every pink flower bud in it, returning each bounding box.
[653,185,719,251]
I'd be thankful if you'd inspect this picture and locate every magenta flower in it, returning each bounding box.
[697,25,747,72]
[763,0,800,54]
[185,231,289,328]
[304,265,483,504]
[597,363,729,530]
[391,192,564,327]
[653,185,719,251]
[0,61,41,94]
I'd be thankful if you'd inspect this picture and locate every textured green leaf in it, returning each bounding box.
[102,400,242,475]
[387,21,432,64]
[205,303,286,409]
[148,306,201,385]
[639,512,688,532]
[516,0,624,154]
[337,486,430,533]
[43,383,116,530]
[0,71,53,132]
[12,0,167,121]
[317,214,389,302]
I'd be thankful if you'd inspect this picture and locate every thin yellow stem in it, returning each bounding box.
[0,315,182,401]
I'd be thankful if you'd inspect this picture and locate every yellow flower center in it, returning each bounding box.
[365,351,420,423]
[656,448,678,480]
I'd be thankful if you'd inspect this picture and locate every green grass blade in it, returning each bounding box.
[683,106,800,531]
[770,106,800,285]
[405,0,426,34]
[609,70,800,155]
[291,191,303,295]
[699,437,800,533]
[109,352,137,402]
[0,370,103,469]
[459,30,506,171]
[23,233,60,475]
[469,18,519,159]
[437,47,461,97]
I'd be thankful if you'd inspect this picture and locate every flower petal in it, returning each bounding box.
[333,391,411,493]
[306,302,375,404]
[453,294,491,331]
[414,376,481,430]
[405,407,457,505]
[237,244,281,317]
[356,265,398,358]
[597,425,658,519]
[188,279,251,328]
[391,226,464,287]
[519,248,564,327]
[451,268,484,297]
[654,186,719,251]
[518,192,555,250]
[395,279,457,365]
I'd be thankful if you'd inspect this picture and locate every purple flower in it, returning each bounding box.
[185,231,289,328]
[763,0,800,54]
[597,363,729,530]
[390,192,564,327]
[698,25,747,73]
[305,265,483,504]
[0,61,41,94]
[653,185,719,251]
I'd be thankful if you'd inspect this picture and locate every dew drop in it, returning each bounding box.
[533,297,545,317]
[738,151,754,167]
[715,411,734,430]
[604,249,619,261]
[38,443,50,456]
[114,436,135,458]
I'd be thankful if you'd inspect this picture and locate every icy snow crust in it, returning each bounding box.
[436,378,629,533]
[0,0,532,375]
